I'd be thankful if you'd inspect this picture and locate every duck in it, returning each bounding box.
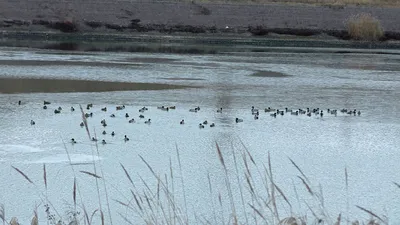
[139,108,145,113]
[189,108,198,112]
[235,118,243,123]
[217,108,222,113]
[91,137,98,142]
[54,109,61,114]
[210,123,215,127]
[18,100,21,105]
[139,115,145,119]
[86,104,93,110]
[144,119,151,124]
[44,101,51,105]
[264,107,275,112]
[80,122,84,127]
[357,110,361,116]
[157,106,165,110]
[254,115,259,120]
[125,113,129,118]
[71,138,77,144]
[251,106,259,113]
[101,119,106,125]
[199,123,205,129]
[129,119,135,123]
[116,105,125,110]
[203,120,208,125]
[195,106,200,111]
[320,111,324,117]
[43,105,47,109]
[124,135,129,142]
[30,120,35,125]
[111,131,115,137]
[102,130,107,135]
[102,122,107,127]
[270,113,277,118]
[180,120,184,125]
[71,107,75,112]
[161,107,169,111]
[102,140,107,145]
[58,107,62,111]
[169,106,176,110]
[110,114,116,118]
[101,107,107,112]
[291,111,299,116]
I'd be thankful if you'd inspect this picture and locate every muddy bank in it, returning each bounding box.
[0,78,193,94]
[1,1,400,43]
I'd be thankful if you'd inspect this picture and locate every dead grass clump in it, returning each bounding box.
[347,13,384,41]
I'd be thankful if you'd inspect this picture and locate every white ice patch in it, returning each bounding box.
[28,154,102,164]
[0,144,44,154]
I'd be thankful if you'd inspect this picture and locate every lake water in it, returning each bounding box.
[0,46,400,224]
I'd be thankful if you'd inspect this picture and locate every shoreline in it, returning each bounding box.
[1,1,400,49]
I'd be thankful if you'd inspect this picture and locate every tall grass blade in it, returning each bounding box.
[43,164,47,190]
[393,182,400,189]
[268,152,280,221]
[79,104,91,139]
[73,177,77,209]
[80,170,102,179]
[175,143,188,224]
[297,176,313,195]
[355,205,386,224]
[12,166,33,184]
[0,204,5,225]
[118,212,135,225]
[248,204,267,222]
[120,163,135,188]
[288,157,309,183]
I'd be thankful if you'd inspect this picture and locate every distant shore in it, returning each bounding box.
[1,1,400,49]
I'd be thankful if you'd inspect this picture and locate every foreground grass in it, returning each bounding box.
[1,106,393,225]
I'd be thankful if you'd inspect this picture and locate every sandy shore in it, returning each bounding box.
[1,0,400,41]
[0,78,193,94]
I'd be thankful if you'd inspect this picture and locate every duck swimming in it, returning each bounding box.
[139,115,145,119]
[210,123,215,127]
[102,130,107,135]
[124,135,129,142]
[111,131,115,137]
[235,118,243,123]
[101,107,107,112]
[54,109,61,114]
[92,137,98,142]
[129,119,135,123]
[71,107,75,112]
[102,140,107,145]
[43,105,47,109]
[80,122,84,127]
[217,108,222,113]
[44,101,51,105]
[180,119,184,125]
[110,114,116,118]
[71,138,77,144]
[125,113,129,118]
[145,119,151,124]
[30,120,35,125]
[199,123,205,128]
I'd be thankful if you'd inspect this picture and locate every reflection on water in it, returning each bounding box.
[0,46,399,224]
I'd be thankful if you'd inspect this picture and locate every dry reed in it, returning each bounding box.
[347,13,384,41]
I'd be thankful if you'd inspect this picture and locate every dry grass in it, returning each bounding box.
[4,138,393,225]
[347,13,384,41]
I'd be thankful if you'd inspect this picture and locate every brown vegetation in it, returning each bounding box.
[347,13,384,41]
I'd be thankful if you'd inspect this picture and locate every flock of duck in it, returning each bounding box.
[23,100,362,145]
